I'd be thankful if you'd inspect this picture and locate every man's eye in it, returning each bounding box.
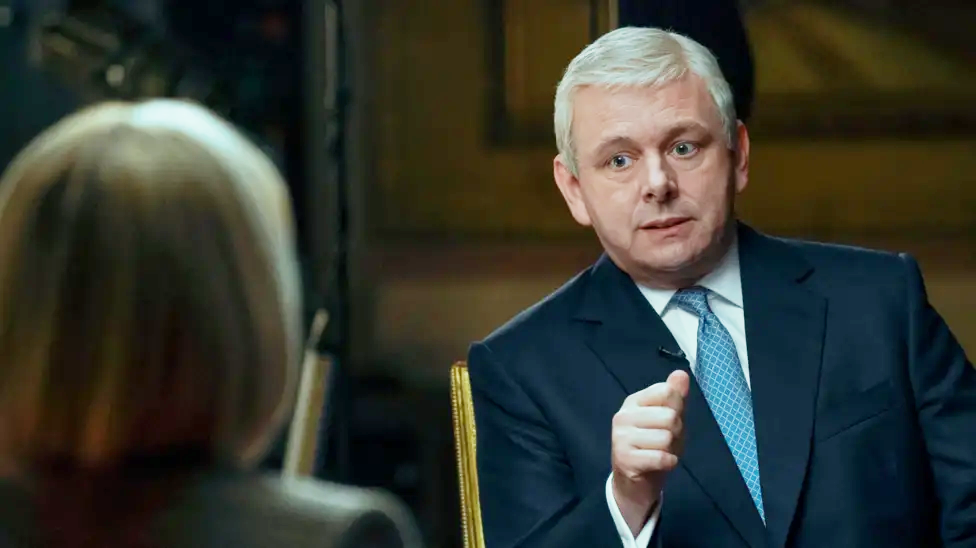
[671,142,699,157]
[608,155,633,169]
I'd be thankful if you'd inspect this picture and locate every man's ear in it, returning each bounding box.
[733,121,750,194]
[553,154,592,226]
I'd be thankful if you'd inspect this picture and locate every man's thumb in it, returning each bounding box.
[667,369,691,398]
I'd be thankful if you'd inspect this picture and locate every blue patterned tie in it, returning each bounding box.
[671,287,765,523]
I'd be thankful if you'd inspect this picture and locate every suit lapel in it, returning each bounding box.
[738,225,826,548]
[575,254,767,548]
[576,255,683,395]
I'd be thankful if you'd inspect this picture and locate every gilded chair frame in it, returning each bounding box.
[450,361,485,548]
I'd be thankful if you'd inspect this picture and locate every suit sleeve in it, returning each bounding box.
[468,341,641,548]
[900,253,976,544]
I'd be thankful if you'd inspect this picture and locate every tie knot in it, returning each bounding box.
[670,286,712,317]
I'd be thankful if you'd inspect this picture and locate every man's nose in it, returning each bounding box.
[641,155,676,203]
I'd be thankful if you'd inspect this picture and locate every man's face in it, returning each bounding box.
[554,75,750,288]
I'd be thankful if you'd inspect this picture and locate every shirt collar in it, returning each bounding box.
[636,237,743,316]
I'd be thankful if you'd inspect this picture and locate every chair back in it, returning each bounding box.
[450,361,485,548]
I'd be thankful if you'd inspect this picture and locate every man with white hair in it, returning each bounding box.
[468,27,976,548]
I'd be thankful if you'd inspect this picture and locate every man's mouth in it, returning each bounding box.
[640,217,691,230]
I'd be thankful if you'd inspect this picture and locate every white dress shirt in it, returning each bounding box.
[606,239,751,548]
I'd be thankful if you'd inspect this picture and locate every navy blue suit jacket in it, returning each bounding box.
[468,224,976,547]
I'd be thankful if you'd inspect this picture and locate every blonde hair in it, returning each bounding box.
[554,27,737,175]
[0,99,302,472]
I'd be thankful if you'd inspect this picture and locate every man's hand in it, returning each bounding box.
[611,370,691,536]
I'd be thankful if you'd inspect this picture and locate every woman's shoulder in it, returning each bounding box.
[161,471,423,548]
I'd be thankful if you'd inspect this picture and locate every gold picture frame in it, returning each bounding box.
[486,0,976,144]
[486,0,617,146]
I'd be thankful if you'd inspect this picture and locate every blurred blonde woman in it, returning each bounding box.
[0,100,420,548]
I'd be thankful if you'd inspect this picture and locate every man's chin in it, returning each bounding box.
[628,247,716,286]
[637,242,704,272]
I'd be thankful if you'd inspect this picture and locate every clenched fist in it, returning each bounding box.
[611,370,690,536]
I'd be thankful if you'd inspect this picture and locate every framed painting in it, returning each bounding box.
[486,0,976,143]
[485,0,617,146]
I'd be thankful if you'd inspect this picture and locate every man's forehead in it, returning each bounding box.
[573,81,722,149]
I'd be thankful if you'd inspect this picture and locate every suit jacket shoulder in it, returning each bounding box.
[477,266,595,361]
[778,235,903,274]
[769,233,916,303]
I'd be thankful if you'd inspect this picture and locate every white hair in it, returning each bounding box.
[554,27,737,175]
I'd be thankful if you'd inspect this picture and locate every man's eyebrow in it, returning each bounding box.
[661,121,711,142]
[590,136,639,160]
